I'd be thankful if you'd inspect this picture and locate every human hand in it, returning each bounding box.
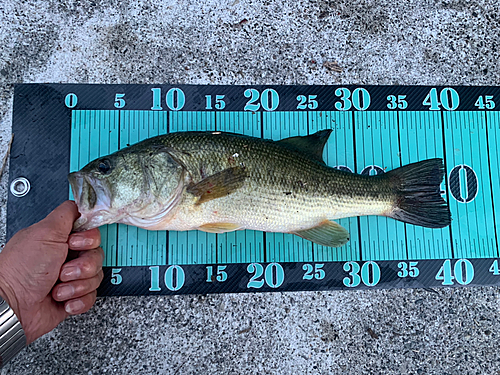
[0,201,104,344]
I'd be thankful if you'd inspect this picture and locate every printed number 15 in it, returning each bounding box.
[205,95,226,110]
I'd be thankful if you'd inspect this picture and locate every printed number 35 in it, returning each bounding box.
[387,95,407,110]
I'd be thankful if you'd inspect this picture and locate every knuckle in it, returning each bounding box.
[80,260,96,276]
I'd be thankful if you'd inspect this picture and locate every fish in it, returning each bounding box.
[68,130,451,247]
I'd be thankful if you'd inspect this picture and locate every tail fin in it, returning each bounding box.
[385,158,451,228]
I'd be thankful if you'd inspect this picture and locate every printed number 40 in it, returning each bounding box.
[435,259,474,286]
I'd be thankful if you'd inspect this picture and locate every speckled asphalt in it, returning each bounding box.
[1,1,500,374]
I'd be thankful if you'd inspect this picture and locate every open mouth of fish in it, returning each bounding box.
[68,172,112,231]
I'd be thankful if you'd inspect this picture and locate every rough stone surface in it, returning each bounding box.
[1,0,500,374]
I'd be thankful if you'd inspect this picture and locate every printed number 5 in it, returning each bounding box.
[114,93,126,108]
[111,268,122,285]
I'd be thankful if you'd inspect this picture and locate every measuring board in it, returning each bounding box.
[7,84,500,296]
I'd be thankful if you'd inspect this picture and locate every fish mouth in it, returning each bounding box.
[68,172,112,232]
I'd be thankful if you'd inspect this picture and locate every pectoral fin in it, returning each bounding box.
[187,166,247,205]
[293,220,350,247]
[198,222,242,233]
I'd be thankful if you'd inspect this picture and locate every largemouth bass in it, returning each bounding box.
[68,130,451,247]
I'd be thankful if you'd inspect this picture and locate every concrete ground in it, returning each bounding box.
[1,0,500,374]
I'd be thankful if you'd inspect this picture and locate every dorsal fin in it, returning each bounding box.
[277,129,332,164]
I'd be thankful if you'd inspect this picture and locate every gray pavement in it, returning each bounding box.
[1,0,500,374]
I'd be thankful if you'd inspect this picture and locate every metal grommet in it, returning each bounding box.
[10,177,30,197]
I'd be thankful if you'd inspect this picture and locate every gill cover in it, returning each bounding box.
[69,146,187,231]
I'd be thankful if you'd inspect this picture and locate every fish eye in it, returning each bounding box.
[98,159,112,174]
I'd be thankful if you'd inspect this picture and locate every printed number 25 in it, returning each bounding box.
[302,263,325,280]
[297,95,318,110]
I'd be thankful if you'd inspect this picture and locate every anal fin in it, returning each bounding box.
[198,222,242,233]
[293,220,350,247]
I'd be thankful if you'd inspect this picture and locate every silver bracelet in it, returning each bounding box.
[0,297,26,368]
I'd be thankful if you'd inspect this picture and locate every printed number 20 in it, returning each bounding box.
[247,263,284,288]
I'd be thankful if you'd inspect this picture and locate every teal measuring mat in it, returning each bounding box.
[7,84,500,295]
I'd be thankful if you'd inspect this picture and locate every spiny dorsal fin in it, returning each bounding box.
[187,166,248,205]
[277,129,332,164]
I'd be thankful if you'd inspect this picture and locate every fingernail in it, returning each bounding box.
[65,299,85,314]
[56,285,75,300]
[69,236,94,248]
[61,266,81,280]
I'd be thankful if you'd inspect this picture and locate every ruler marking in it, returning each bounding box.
[396,111,409,261]
[261,109,267,264]
[486,112,500,256]
[351,110,364,262]
[441,110,455,259]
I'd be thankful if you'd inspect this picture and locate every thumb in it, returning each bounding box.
[37,201,81,240]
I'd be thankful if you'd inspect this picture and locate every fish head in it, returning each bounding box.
[69,147,186,231]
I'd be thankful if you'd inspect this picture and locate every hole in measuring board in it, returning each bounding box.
[10,177,30,197]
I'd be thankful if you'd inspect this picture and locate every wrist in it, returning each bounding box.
[0,297,26,368]
[0,263,21,327]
